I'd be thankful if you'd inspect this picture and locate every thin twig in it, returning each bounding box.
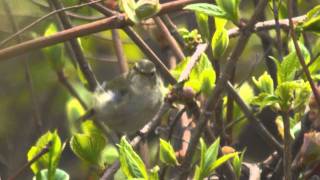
[0,12,306,63]
[100,42,207,179]
[0,0,103,47]
[2,0,43,133]
[178,43,207,82]
[112,29,128,73]
[100,102,172,179]
[280,111,292,180]
[225,81,283,152]
[178,1,270,178]
[56,70,88,109]
[154,17,185,61]
[287,1,320,106]
[8,142,51,180]
[49,0,98,91]
[160,15,186,48]
[86,1,177,84]
[272,0,283,60]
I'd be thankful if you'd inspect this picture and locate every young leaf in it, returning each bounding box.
[34,168,69,180]
[43,24,65,71]
[208,152,238,173]
[118,137,148,179]
[252,71,274,94]
[184,3,228,19]
[70,133,106,167]
[27,131,62,178]
[216,0,240,23]
[171,54,216,96]
[232,150,245,180]
[195,12,210,42]
[159,139,179,166]
[202,138,220,177]
[303,5,320,33]
[119,0,138,23]
[211,18,229,59]
[66,98,86,134]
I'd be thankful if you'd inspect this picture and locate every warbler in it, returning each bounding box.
[92,59,164,134]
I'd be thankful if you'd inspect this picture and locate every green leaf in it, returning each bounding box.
[101,145,119,165]
[33,168,69,180]
[208,152,238,173]
[119,0,138,23]
[43,24,65,71]
[216,0,240,23]
[66,98,86,134]
[159,139,179,166]
[195,12,210,42]
[171,54,216,96]
[292,81,311,112]
[70,133,106,167]
[211,18,229,59]
[252,71,274,94]
[27,131,62,178]
[303,5,320,33]
[135,0,160,21]
[202,138,220,177]
[199,138,207,173]
[275,81,301,111]
[118,137,148,179]
[81,120,102,136]
[149,166,160,180]
[272,41,310,83]
[232,150,245,180]
[184,3,228,19]
[193,166,202,180]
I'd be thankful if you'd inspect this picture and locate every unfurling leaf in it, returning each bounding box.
[211,18,229,59]
[70,133,106,167]
[252,71,274,94]
[27,131,63,179]
[302,5,320,33]
[159,139,179,166]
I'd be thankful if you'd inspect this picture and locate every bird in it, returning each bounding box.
[92,59,164,134]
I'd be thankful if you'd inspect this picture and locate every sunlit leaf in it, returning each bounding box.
[118,137,148,179]
[216,0,240,22]
[208,152,238,173]
[70,133,106,167]
[27,131,62,178]
[159,139,179,166]
[303,5,320,33]
[195,12,210,42]
[184,3,228,19]
[211,18,229,59]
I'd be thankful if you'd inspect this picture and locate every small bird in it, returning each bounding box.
[93,59,164,134]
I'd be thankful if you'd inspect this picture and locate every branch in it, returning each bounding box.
[112,29,128,73]
[287,1,320,107]
[8,142,51,180]
[154,17,185,61]
[178,0,270,178]
[0,0,103,47]
[50,0,98,91]
[86,1,177,84]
